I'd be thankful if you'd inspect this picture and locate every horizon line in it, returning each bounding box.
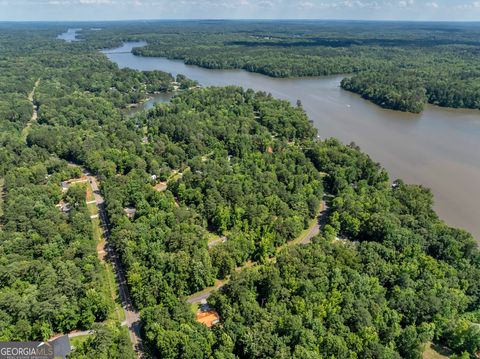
[1,18,480,23]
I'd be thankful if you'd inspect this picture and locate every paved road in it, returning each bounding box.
[300,199,328,245]
[87,174,144,357]
[22,79,40,142]
[188,199,329,304]
[187,290,215,304]
[187,281,226,304]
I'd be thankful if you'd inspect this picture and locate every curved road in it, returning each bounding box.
[300,199,329,245]
[187,199,328,304]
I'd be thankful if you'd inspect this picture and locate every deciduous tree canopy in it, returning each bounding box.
[0,22,478,358]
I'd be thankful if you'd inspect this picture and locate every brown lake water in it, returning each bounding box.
[103,42,480,240]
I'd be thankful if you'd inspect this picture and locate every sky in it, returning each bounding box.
[0,0,479,21]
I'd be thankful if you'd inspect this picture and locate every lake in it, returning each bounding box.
[57,28,81,42]
[103,41,480,240]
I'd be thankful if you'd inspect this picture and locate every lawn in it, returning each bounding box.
[87,202,99,216]
[88,196,126,324]
[423,342,451,359]
[91,217,103,243]
[190,302,200,315]
[69,334,92,350]
[103,261,126,323]
[85,182,95,202]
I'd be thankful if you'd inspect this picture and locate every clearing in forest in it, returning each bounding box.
[423,342,451,358]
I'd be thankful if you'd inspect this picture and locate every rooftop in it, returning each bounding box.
[195,310,220,328]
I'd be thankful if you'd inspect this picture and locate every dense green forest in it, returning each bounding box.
[119,89,479,358]
[68,322,135,359]
[0,23,174,356]
[80,20,480,113]
[101,87,322,308]
[0,22,479,358]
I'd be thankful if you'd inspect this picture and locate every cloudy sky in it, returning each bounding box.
[0,0,479,21]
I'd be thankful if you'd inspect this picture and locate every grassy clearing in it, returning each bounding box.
[423,342,451,359]
[87,202,99,216]
[206,231,224,245]
[85,183,95,202]
[92,220,125,323]
[86,184,125,324]
[206,231,221,241]
[234,260,255,272]
[69,334,92,349]
[91,217,103,242]
[104,261,126,323]
[190,302,200,314]
[168,166,191,182]
[200,151,214,162]
[91,217,125,323]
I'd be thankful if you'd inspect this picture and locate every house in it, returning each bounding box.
[195,300,220,328]
[124,207,137,219]
[56,200,71,213]
[195,310,220,328]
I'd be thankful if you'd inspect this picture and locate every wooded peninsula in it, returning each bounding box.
[85,21,480,113]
